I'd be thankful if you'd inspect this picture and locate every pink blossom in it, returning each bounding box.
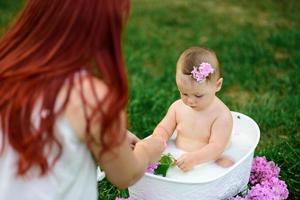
[250,156,280,186]
[191,62,214,83]
[146,163,159,173]
[231,156,289,200]
[261,177,289,199]
[246,183,277,200]
[200,62,214,76]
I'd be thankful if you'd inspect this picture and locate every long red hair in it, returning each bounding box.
[0,0,129,176]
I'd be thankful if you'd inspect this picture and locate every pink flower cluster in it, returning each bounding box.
[250,156,280,186]
[231,156,288,200]
[146,163,159,173]
[191,62,214,83]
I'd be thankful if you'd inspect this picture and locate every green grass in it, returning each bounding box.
[1,0,299,199]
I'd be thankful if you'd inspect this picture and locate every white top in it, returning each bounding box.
[0,117,97,200]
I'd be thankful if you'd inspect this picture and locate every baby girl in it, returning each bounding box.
[152,47,234,172]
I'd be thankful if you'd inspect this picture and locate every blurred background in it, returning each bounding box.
[1,0,299,199]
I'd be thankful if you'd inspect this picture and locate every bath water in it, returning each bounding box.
[160,128,254,183]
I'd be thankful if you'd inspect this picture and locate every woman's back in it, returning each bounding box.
[0,0,128,197]
[0,108,97,200]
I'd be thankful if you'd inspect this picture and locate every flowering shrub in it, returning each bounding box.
[231,156,289,200]
[250,156,280,185]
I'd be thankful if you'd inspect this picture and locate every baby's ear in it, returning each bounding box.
[215,78,223,92]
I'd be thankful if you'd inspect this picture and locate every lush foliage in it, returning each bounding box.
[1,0,299,199]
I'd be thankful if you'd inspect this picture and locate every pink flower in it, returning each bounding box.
[115,197,131,200]
[191,62,214,83]
[146,163,159,173]
[246,183,277,200]
[261,177,289,199]
[245,177,288,200]
[231,156,289,200]
[250,156,280,186]
[200,62,214,76]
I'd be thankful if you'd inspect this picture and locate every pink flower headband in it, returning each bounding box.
[191,62,214,83]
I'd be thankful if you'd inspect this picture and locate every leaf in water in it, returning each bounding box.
[154,153,176,177]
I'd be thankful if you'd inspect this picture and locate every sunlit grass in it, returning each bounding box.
[1,0,299,199]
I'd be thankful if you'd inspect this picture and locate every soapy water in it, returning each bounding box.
[97,133,250,183]
[97,131,252,183]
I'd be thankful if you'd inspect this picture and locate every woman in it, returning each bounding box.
[0,0,165,199]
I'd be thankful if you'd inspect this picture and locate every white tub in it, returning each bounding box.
[128,111,260,200]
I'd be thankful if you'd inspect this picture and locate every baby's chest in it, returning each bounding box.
[176,118,212,138]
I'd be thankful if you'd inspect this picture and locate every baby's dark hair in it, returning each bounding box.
[176,47,221,81]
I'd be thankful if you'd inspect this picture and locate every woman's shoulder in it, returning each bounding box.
[75,73,108,101]
[57,72,109,141]
[67,72,109,108]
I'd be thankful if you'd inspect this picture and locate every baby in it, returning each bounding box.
[152,47,234,172]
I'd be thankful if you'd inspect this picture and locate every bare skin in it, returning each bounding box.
[57,73,166,188]
[153,72,234,172]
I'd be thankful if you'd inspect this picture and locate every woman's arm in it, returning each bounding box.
[96,132,165,188]
[62,75,165,188]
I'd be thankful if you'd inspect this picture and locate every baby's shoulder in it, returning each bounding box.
[211,103,233,133]
[169,99,184,111]
[214,98,232,121]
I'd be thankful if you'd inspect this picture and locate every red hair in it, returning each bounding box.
[0,0,130,176]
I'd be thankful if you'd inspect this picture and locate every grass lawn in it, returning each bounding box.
[1,0,299,199]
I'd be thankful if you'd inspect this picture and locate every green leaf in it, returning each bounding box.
[154,163,170,177]
[154,153,176,177]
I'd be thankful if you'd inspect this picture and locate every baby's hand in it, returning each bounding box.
[176,152,197,172]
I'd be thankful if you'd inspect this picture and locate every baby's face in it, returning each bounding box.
[176,72,218,111]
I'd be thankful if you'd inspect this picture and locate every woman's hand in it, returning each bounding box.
[136,136,166,164]
[176,152,198,172]
[127,130,140,149]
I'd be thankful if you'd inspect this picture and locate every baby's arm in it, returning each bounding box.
[152,102,177,142]
[177,112,232,171]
